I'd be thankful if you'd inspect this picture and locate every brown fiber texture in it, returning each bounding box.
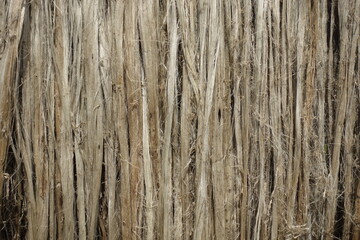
[0,0,360,239]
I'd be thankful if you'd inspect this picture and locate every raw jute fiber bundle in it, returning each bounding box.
[0,0,359,239]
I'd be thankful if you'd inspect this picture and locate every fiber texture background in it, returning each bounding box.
[0,0,359,239]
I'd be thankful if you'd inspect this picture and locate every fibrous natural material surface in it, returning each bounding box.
[0,0,360,239]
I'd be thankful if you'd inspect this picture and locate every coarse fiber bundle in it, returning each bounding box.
[0,0,360,239]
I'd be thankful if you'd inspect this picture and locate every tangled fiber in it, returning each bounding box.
[0,0,359,239]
